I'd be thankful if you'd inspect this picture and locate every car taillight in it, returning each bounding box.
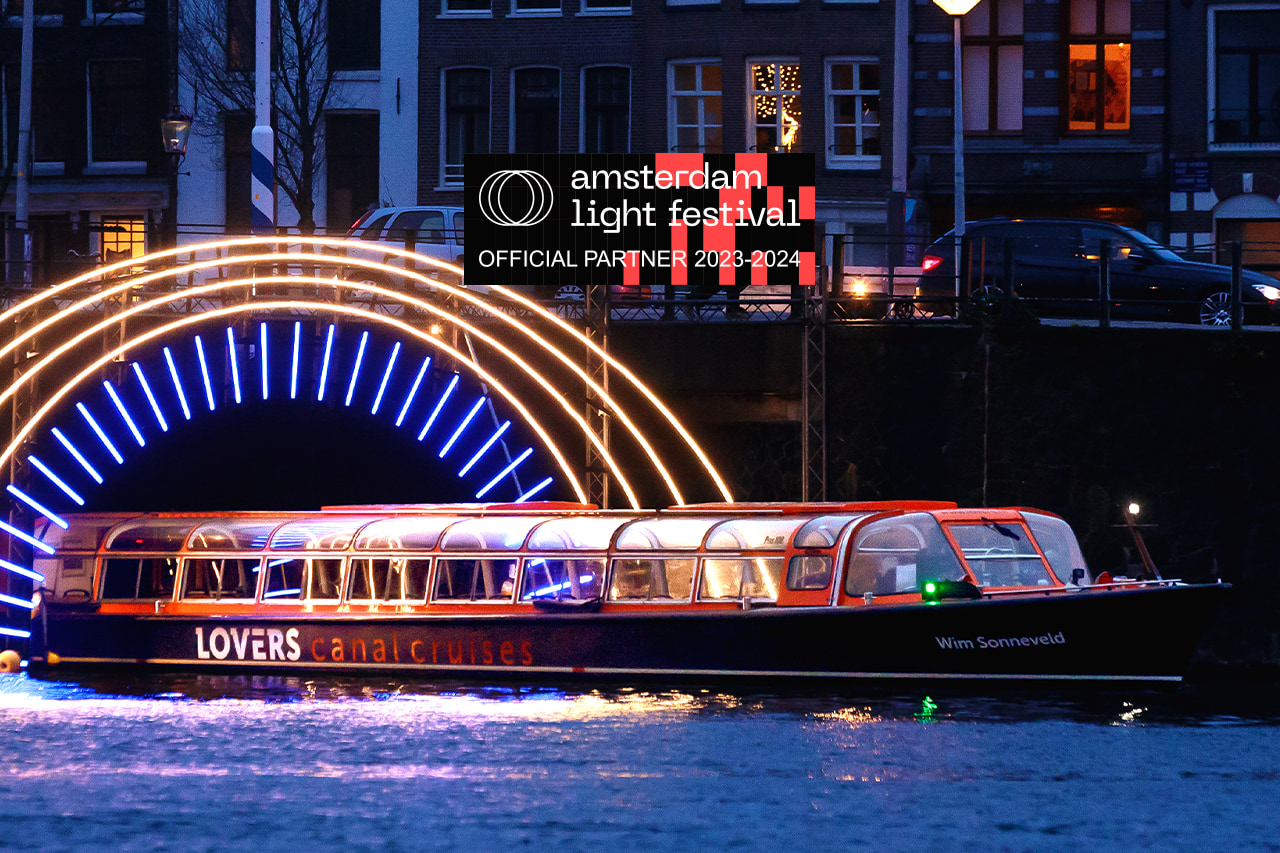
[921,255,943,273]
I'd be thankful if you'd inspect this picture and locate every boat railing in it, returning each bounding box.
[977,579,1190,598]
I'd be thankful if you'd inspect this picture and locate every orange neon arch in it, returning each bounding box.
[2,302,595,505]
[0,237,734,506]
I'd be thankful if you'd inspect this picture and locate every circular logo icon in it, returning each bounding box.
[478,169,555,227]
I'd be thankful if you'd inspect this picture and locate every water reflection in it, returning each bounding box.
[6,670,1280,726]
[1,672,1278,851]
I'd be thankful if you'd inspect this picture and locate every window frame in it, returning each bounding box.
[1063,0,1131,134]
[510,65,561,153]
[1207,4,1280,150]
[824,57,882,169]
[441,66,491,187]
[747,58,802,153]
[441,0,492,15]
[85,58,148,171]
[667,59,723,153]
[961,0,1024,135]
[510,0,561,16]
[579,0,630,13]
[581,64,631,153]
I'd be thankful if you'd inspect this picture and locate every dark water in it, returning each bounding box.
[1,673,1278,853]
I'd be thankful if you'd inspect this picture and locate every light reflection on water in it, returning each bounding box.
[1,673,1279,852]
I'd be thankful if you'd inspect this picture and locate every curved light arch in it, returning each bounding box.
[0,236,733,502]
[0,277,647,507]
[1,302,602,506]
[41,325,556,507]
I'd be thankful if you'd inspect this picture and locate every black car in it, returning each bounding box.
[917,218,1280,325]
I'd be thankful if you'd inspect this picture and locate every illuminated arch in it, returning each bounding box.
[3,302,596,505]
[30,323,560,508]
[0,237,733,504]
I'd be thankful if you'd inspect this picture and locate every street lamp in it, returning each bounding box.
[160,106,192,247]
[160,106,193,166]
[932,0,982,301]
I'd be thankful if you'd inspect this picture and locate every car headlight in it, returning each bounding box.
[1252,284,1280,301]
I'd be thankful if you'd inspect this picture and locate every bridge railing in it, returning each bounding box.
[2,224,1278,327]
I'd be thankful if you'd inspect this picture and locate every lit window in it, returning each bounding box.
[100,217,145,265]
[1211,8,1280,145]
[749,61,801,153]
[512,67,560,152]
[825,59,880,168]
[443,68,490,185]
[1065,0,1130,132]
[962,0,1023,133]
[669,61,722,152]
[583,66,630,153]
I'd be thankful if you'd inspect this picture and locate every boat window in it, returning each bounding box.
[353,516,455,551]
[106,519,201,551]
[794,514,866,548]
[705,517,806,550]
[1024,512,1088,584]
[526,517,629,550]
[180,558,259,600]
[614,517,724,550]
[520,558,605,601]
[187,521,280,551]
[432,558,517,601]
[261,558,305,601]
[845,513,966,596]
[786,555,832,590]
[269,517,369,551]
[698,558,784,600]
[438,517,552,551]
[947,521,1054,587]
[608,558,695,601]
[348,558,431,602]
[306,559,344,600]
[99,557,179,599]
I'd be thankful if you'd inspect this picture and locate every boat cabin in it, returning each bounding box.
[31,502,1090,614]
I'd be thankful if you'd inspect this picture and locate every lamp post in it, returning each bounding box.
[932,0,982,300]
[160,106,193,247]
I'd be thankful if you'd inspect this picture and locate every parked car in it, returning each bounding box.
[917,218,1280,325]
[344,205,648,303]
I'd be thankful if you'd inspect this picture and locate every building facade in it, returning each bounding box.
[176,0,419,240]
[1166,0,1279,274]
[911,0,1169,240]
[0,0,170,286]
[418,0,912,270]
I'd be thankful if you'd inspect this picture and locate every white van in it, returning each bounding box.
[345,206,465,281]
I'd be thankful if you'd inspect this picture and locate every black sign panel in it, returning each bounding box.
[464,153,816,291]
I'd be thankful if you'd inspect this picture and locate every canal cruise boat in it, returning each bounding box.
[25,501,1228,686]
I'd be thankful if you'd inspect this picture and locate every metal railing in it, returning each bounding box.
[1,224,1278,328]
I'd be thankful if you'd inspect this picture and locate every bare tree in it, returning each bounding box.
[178,0,340,234]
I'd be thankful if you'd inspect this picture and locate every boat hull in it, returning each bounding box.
[29,583,1228,687]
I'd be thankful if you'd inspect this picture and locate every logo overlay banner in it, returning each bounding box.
[465,153,815,291]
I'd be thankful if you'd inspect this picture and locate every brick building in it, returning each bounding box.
[910,0,1170,241]
[0,0,172,285]
[419,0,912,268]
[1166,0,1279,275]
